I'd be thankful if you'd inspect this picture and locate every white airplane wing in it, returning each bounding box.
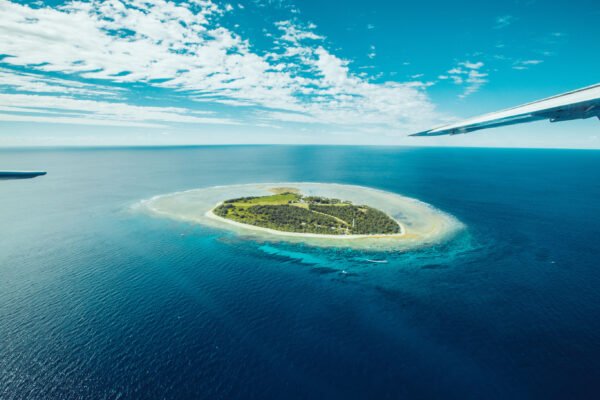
[412,83,600,136]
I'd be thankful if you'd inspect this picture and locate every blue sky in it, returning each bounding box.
[0,0,598,147]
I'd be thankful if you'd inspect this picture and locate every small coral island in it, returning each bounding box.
[142,183,462,250]
[212,190,401,235]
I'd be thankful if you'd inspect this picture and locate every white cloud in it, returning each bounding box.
[494,15,514,29]
[0,68,121,97]
[0,0,443,134]
[367,45,376,59]
[275,20,324,44]
[0,113,165,128]
[313,47,351,86]
[445,61,488,98]
[512,59,543,70]
[0,93,237,127]
[460,69,488,98]
[459,61,484,70]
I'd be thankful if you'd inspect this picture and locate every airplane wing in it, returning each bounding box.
[412,83,600,136]
[0,171,47,180]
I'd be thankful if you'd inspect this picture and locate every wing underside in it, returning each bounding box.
[0,171,47,180]
[412,83,600,136]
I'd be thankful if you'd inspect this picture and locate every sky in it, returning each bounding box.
[0,0,598,148]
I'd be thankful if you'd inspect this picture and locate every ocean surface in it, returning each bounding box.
[1,145,599,399]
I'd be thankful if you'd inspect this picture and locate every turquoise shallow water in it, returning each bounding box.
[1,145,600,399]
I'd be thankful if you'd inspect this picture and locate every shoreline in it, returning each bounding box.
[138,182,463,250]
[205,202,406,240]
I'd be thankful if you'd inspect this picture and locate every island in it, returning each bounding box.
[140,183,462,250]
[211,191,401,236]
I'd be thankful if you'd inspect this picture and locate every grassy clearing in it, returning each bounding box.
[225,192,301,207]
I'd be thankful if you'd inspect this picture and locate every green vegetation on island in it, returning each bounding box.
[213,191,401,235]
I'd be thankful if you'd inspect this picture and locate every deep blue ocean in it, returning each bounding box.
[1,146,600,399]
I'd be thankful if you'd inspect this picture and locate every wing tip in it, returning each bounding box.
[409,130,431,137]
[410,128,456,137]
